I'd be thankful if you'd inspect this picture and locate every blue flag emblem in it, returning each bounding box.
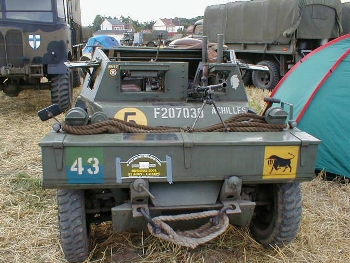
[29,34,41,49]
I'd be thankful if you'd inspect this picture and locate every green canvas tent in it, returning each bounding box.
[266,34,350,178]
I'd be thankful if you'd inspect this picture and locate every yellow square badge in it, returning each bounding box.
[263,146,299,179]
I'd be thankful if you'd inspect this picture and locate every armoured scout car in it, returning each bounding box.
[39,37,320,262]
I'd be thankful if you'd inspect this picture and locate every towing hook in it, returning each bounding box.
[138,207,162,234]
[210,206,232,226]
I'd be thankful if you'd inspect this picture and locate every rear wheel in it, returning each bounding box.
[57,189,90,263]
[147,41,156,47]
[50,73,73,111]
[237,59,252,86]
[1,79,20,97]
[250,182,302,247]
[252,60,280,90]
[72,68,82,88]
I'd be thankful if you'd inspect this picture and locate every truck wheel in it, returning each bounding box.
[72,68,82,88]
[50,73,73,111]
[237,59,252,86]
[57,189,90,263]
[252,60,280,90]
[250,182,302,247]
[147,42,156,47]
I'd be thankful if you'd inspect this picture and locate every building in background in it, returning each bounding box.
[100,18,125,30]
[153,18,184,32]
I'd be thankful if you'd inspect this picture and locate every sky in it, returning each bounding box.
[80,0,232,26]
[80,0,350,26]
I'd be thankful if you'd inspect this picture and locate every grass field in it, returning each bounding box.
[0,87,349,263]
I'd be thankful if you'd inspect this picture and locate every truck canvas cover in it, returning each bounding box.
[203,0,342,44]
[341,2,350,34]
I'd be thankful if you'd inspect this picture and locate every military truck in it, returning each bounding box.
[120,32,134,46]
[341,2,350,34]
[121,31,172,47]
[0,0,84,111]
[38,37,320,262]
[141,30,170,46]
[199,0,343,90]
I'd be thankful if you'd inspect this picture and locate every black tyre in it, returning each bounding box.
[79,57,90,78]
[250,182,302,247]
[147,41,156,47]
[252,60,280,90]
[50,73,73,111]
[72,68,82,88]
[80,55,90,61]
[237,59,252,86]
[57,189,89,263]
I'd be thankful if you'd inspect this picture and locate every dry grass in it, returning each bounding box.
[0,87,349,263]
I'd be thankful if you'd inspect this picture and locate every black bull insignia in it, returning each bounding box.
[266,153,295,174]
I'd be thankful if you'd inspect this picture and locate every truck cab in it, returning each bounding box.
[0,0,83,111]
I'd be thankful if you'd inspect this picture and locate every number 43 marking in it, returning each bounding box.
[70,157,100,175]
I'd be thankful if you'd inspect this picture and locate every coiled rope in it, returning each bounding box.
[62,113,287,135]
[147,210,230,249]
